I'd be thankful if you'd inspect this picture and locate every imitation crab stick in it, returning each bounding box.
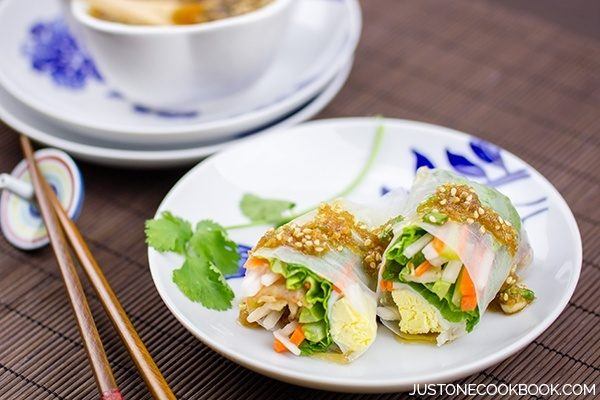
[245,257,269,269]
[415,261,433,277]
[432,237,446,254]
[290,326,305,346]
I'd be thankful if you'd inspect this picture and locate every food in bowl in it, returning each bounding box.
[86,0,275,26]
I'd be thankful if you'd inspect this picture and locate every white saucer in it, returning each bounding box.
[148,118,581,392]
[0,61,352,168]
[0,0,360,145]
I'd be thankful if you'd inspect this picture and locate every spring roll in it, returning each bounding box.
[240,195,404,361]
[377,168,534,345]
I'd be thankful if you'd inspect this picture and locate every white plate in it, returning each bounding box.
[0,0,360,145]
[148,118,582,392]
[0,61,352,168]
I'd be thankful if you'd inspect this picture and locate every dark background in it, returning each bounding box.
[0,0,598,398]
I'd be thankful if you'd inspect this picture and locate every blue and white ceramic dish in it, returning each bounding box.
[148,117,581,392]
[0,62,353,167]
[0,0,360,145]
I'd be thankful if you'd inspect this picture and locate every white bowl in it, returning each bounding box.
[69,0,295,107]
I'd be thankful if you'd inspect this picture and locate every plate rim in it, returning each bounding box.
[0,60,353,167]
[0,0,361,139]
[147,117,583,392]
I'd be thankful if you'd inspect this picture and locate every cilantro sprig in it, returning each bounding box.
[146,213,239,310]
[225,124,386,231]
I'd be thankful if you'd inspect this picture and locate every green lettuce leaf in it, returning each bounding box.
[383,224,480,331]
[382,226,427,281]
[270,260,333,355]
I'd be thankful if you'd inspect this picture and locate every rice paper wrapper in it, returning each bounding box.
[389,168,532,314]
[252,192,407,358]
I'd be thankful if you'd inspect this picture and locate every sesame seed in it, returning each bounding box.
[480,226,486,234]
[440,199,448,205]
[303,228,312,234]
[432,208,439,213]
[467,218,474,224]
[439,187,446,193]
[473,211,479,218]
[450,187,457,196]
[452,196,460,203]
[315,247,324,252]
[364,238,372,246]
[337,246,343,252]
[505,220,512,227]
[478,207,485,215]
[305,240,313,247]
[495,225,500,230]
[466,194,473,202]
[428,215,437,223]
[314,239,320,246]
[294,242,303,248]
[506,276,514,285]
[498,216,504,224]
[370,262,376,269]
[503,293,509,301]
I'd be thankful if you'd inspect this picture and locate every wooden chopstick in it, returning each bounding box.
[20,136,176,399]
[19,136,122,400]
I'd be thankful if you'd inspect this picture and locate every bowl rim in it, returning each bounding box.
[71,0,293,35]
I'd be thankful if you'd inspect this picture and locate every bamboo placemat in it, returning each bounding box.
[0,0,598,398]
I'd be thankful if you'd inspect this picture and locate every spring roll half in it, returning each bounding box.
[240,195,404,361]
[377,168,534,345]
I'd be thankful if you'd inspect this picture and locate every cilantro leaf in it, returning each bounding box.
[145,211,193,254]
[189,220,240,275]
[240,194,295,224]
[173,254,234,311]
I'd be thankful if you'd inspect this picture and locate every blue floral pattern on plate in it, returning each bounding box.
[23,18,200,119]
[23,19,102,89]
[401,139,548,223]
[225,244,252,280]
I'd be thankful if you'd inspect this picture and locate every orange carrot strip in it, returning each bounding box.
[273,339,287,353]
[459,268,476,298]
[290,326,305,346]
[245,257,269,269]
[415,261,433,277]
[380,280,393,291]
[461,295,477,311]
